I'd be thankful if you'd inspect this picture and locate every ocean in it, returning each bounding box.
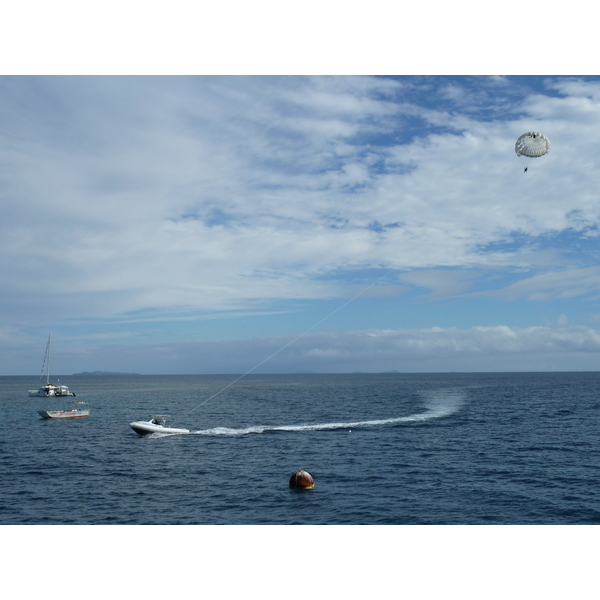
[2,371,599,526]
[3,371,597,598]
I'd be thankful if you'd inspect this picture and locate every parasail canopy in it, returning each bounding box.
[515,131,551,158]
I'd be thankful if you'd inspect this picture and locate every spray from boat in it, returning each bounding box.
[139,389,466,437]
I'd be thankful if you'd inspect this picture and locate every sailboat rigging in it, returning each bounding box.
[28,335,76,397]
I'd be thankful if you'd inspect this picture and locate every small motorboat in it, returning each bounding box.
[38,401,90,419]
[130,415,189,436]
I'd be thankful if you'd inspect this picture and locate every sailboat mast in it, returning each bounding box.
[47,334,51,385]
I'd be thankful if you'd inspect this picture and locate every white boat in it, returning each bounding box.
[28,335,76,397]
[38,401,90,419]
[130,415,189,436]
[30,383,75,397]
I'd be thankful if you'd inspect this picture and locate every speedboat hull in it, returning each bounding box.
[130,420,190,436]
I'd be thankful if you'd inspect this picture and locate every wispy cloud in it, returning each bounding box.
[3,75,600,373]
[489,267,600,301]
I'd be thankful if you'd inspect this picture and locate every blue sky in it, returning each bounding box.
[3,73,600,374]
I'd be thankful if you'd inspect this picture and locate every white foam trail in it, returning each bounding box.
[190,389,466,436]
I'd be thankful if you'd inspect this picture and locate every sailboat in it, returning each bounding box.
[28,335,76,397]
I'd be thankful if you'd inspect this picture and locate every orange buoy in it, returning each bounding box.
[289,468,315,490]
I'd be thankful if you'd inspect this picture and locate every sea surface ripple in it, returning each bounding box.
[1,372,599,525]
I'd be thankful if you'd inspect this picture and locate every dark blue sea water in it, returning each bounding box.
[2,371,599,526]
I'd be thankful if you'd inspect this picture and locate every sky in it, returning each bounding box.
[3,73,600,374]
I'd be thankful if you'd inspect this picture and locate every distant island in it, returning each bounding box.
[72,371,140,376]
[352,370,401,374]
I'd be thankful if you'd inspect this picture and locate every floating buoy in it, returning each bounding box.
[289,468,315,490]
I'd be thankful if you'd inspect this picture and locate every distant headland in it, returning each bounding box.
[72,371,140,376]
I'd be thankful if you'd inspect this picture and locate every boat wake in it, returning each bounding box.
[189,389,466,437]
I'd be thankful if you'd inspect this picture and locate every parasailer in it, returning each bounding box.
[515,132,550,172]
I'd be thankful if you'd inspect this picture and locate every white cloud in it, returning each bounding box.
[489,267,600,301]
[3,76,600,372]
